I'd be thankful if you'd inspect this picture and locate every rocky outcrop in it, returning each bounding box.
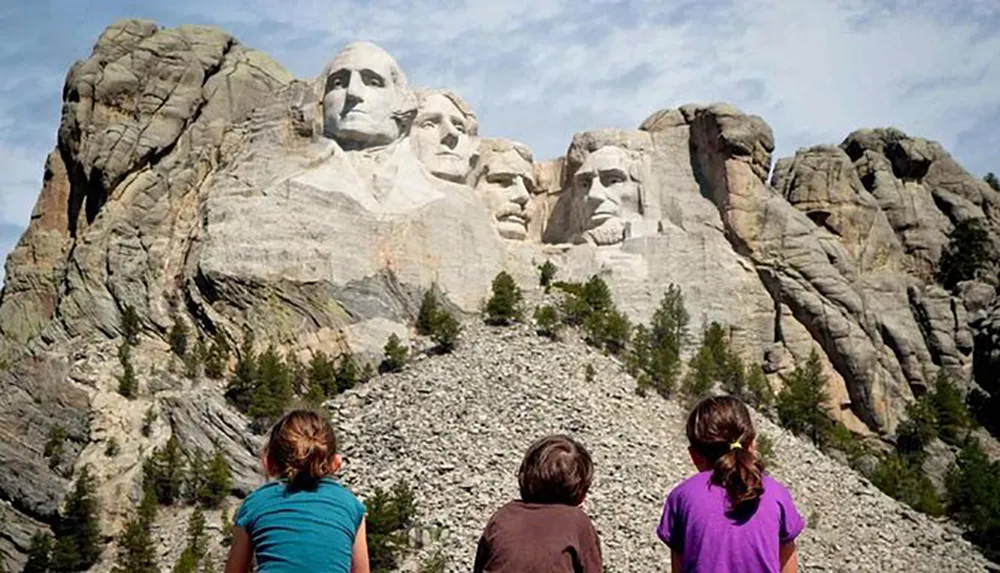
[1,18,999,569]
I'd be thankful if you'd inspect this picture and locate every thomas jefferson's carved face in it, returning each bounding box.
[322,43,405,148]
[574,146,641,245]
[410,93,477,182]
[475,149,534,240]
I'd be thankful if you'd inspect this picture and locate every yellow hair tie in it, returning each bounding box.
[730,441,743,451]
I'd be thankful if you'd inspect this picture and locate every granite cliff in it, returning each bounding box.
[0,18,998,571]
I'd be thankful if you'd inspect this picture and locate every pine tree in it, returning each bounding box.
[776,350,831,445]
[118,342,138,399]
[533,305,561,340]
[141,407,156,438]
[112,486,158,573]
[538,260,557,292]
[937,218,994,290]
[985,172,1000,192]
[225,329,257,413]
[24,533,53,573]
[636,285,689,396]
[380,334,408,373]
[416,290,440,336]
[220,508,234,548]
[430,310,462,354]
[308,351,336,398]
[144,435,185,505]
[185,339,205,380]
[52,465,102,571]
[203,331,230,380]
[335,352,361,393]
[121,305,141,347]
[745,364,775,410]
[250,345,292,431]
[169,320,188,358]
[946,439,1000,560]
[44,425,67,471]
[361,362,376,383]
[172,508,206,573]
[897,392,939,457]
[201,450,232,509]
[184,451,207,505]
[484,271,523,325]
[929,371,971,445]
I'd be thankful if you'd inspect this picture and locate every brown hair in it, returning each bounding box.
[265,409,338,490]
[686,395,765,511]
[518,434,593,505]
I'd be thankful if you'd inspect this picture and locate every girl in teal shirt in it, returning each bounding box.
[225,409,370,573]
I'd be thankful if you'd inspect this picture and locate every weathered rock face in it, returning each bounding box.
[1,18,999,569]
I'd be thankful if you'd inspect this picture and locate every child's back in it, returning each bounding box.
[226,410,369,573]
[658,471,803,573]
[236,477,364,572]
[475,500,601,573]
[473,434,603,573]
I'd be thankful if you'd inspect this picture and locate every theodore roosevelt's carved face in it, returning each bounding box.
[322,42,407,148]
[574,146,642,245]
[475,147,535,240]
[410,92,478,182]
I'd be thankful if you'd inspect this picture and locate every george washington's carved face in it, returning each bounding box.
[322,42,407,149]
[574,146,641,245]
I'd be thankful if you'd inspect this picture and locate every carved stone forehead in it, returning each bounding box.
[325,41,407,88]
[485,148,533,178]
[578,146,631,174]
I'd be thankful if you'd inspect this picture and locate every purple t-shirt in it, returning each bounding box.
[657,471,805,573]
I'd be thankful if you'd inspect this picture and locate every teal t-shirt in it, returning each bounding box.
[236,478,366,573]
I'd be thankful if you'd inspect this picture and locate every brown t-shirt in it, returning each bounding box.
[473,501,603,573]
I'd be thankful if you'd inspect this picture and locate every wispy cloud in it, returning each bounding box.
[1,0,998,287]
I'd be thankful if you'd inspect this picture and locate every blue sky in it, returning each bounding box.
[1,0,999,286]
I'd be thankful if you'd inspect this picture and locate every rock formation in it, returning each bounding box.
[0,18,998,570]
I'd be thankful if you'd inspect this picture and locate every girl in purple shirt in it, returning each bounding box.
[658,396,805,573]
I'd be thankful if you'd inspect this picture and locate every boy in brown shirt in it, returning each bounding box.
[473,434,603,573]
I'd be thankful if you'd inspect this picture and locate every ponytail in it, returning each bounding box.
[686,395,765,511]
[713,441,764,510]
[265,409,338,490]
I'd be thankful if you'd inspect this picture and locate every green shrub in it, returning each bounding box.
[118,342,138,399]
[538,260,557,291]
[113,485,158,573]
[169,320,189,358]
[485,271,524,325]
[105,438,120,458]
[418,551,448,573]
[533,305,561,339]
[823,423,870,467]
[928,371,971,445]
[416,290,440,336]
[249,345,294,432]
[937,218,994,290]
[745,364,775,411]
[44,425,67,470]
[203,331,230,380]
[584,363,595,384]
[143,435,186,505]
[367,480,418,573]
[871,454,944,516]
[121,305,141,346]
[776,350,831,445]
[429,310,462,354]
[52,466,102,571]
[24,533,53,573]
[945,439,1000,561]
[380,334,409,373]
[984,172,999,192]
[141,407,156,438]
[756,433,776,468]
[172,508,207,573]
[225,328,258,414]
[896,393,939,457]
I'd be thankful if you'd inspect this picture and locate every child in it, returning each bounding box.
[473,434,603,573]
[658,395,805,573]
[225,409,370,573]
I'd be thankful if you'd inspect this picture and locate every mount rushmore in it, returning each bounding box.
[0,18,999,569]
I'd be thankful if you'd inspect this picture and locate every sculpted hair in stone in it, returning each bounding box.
[265,409,338,490]
[686,395,764,511]
[518,434,593,505]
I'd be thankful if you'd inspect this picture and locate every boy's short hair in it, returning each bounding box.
[518,434,593,505]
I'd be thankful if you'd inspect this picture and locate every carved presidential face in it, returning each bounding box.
[410,93,477,183]
[574,146,641,245]
[322,42,406,148]
[475,148,535,240]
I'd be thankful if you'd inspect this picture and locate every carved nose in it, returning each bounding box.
[441,123,459,148]
[510,177,529,206]
[586,180,607,204]
[345,72,364,102]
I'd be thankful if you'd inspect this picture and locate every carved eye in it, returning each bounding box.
[421,120,437,129]
[454,123,466,135]
[361,70,386,88]
[601,172,626,187]
[576,174,593,190]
